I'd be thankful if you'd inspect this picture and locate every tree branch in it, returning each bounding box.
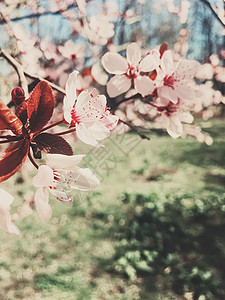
[111,93,142,111]
[199,0,225,27]
[0,47,66,96]
[0,47,29,97]
[119,119,150,140]
[0,3,79,24]
[24,71,66,95]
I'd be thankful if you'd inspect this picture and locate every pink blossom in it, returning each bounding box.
[63,70,118,147]
[157,50,200,104]
[33,154,100,222]
[195,63,214,81]
[155,99,194,138]
[209,54,220,67]
[12,24,42,74]
[40,37,62,63]
[215,66,225,83]
[76,0,86,15]
[102,1,119,20]
[102,43,159,97]
[178,0,190,24]
[82,15,115,45]
[91,62,108,85]
[58,40,86,64]
[89,15,114,40]
[50,0,74,10]
[0,188,20,235]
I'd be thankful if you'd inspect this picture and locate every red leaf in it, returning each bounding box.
[15,101,28,125]
[33,133,73,156]
[159,42,168,58]
[0,100,23,136]
[0,139,29,182]
[27,81,55,133]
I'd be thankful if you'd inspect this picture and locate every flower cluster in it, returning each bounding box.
[0,71,118,233]
[102,42,200,138]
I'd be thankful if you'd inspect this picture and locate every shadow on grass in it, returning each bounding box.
[176,141,225,168]
[97,192,225,300]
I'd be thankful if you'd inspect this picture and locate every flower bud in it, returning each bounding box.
[11,87,25,106]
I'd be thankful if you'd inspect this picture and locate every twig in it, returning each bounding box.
[24,71,66,95]
[36,119,65,135]
[28,151,39,169]
[0,47,66,95]
[0,47,29,97]
[199,0,225,27]
[0,10,16,38]
[119,119,150,140]
[111,93,142,111]
[0,135,17,139]
[0,2,80,24]
[54,128,76,136]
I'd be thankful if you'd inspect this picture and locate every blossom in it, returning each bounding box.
[155,98,194,138]
[195,63,213,81]
[63,70,118,147]
[0,188,20,235]
[91,62,108,85]
[40,37,62,63]
[88,15,114,45]
[102,42,160,97]
[58,40,86,64]
[33,153,100,222]
[157,50,200,104]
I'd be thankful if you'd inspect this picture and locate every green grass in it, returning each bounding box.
[0,119,224,299]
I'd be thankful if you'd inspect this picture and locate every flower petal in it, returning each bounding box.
[180,112,194,123]
[102,52,128,74]
[161,50,175,76]
[134,76,155,96]
[139,52,160,72]
[157,86,178,104]
[66,70,79,101]
[76,123,103,147]
[0,208,21,235]
[89,122,110,140]
[167,116,183,138]
[69,167,100,190]
[126,43,141,66]
[175,59,200,81]
[91,62,108,85]
[63,70,79,123]
[35,187,52,222]
[45,153,85,169]
[75,91,90,110]
[107,75,131,98]
[50,189,73,202]
[33,165,54,187]
[0,189,20,235]
[100,112,119,131]
[78,92,107,116]
[0,188,14,208]
[174,84,195,100]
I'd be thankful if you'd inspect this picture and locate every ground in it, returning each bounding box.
[0,118,224,300]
